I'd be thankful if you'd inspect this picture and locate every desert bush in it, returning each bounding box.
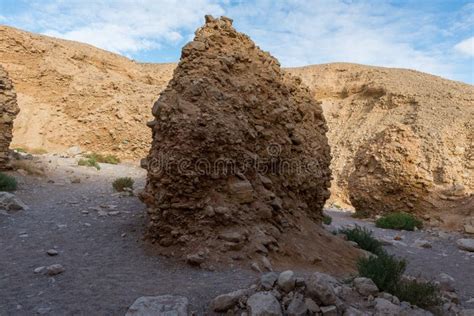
[84,153,120,165]
[78,157,101,170]
[376,212,422,231]
[357,253,406,292]
[394,279,441,309]
[0,173,17,191]
[112,177,134,192]
[339,225,384,255]
[323,214,332,225]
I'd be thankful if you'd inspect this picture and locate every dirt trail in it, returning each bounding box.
[326,209,474,309]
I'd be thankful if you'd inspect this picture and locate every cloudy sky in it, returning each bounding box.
[1,0,473,83]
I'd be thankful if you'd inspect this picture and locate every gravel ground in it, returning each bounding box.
[326,208,474,309]
[1,155,473,315]
[0,156,255,315]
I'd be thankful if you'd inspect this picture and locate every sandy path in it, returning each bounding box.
[326,209,474,309]
[0,156,255,315]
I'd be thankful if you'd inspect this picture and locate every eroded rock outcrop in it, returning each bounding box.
[0,65,19,169]
[141,16,360,271]
[349,124,474,220]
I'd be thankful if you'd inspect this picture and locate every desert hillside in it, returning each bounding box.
[0,25,174,160]
[289,64,474,215]
[1,25,473,218]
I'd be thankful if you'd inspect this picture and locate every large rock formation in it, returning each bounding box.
[0,65,19,169]
[141,16,359,271]
[290,63,474,225]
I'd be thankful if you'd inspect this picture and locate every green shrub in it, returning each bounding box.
[323,214,332,225]
[394,279,441,309]
[357,253,406,292]
[376,212,422,231]
[0,173,17,191]
[84,153,120,165]
[78,158,101,170]
[339,225,384,255]
[112,177,134,192]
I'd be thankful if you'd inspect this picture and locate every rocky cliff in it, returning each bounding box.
[0,65,19,169]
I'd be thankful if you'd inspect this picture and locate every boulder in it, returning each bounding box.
[247,292,282,316]
[306,272,337,305]
[277,270,295,292]
[374,298,401,316]
[125,295,189,316]
[211,288,249,312]
[353,277,379,296]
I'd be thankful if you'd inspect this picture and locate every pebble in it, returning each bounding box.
[46,264,65,276]
[34,266,46,274]
[46,249,59,256]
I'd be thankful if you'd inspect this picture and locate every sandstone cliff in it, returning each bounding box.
[0,25,174,160]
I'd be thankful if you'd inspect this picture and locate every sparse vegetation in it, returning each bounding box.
[357,252,406,293]
[394,279,441,309]
[375,212,423,231]
[112,177,134,192]
[13,147,47,155]
[323,214,332,225]
[339,225,384,255]
[78,157,101,170]
[0,172,17,191]
[84,153,120,165]
[352,209,371,218]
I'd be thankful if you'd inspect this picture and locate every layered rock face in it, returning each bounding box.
[0,66,19,169]
[141,16,359,270]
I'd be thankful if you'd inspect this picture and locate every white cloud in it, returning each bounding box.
[11,0,225,54]
[455,37,474,57]
[225,0,459,80]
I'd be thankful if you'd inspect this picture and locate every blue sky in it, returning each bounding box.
[1,0,473,83]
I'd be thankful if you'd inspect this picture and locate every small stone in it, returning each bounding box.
[457,239,474,252]
[306,272,337,305]
[320,305,337,316]
[108,211,120,216]
[278,270,296,292]
[247,292,282,316]
[34,266,45,274]
[251,262,262,272]
[36,307,52,315]
[261,272,278,290]
[374,298,400,316]
[46,249,59,256]
[438,273,456,292]
[343,306,365,315]
[71,177,81,184]
[219,231,243,242]
[125,295,188,316]
[46,264,65,276]
[287,293,307,316]
[210,288,249,312]
[81,210,89,214]
[304,298,320,313]
[464,224,474,234]
[270,197,283,211]
[413,239,432,248]
[261,256,273,271]
[0,192,29,212]
[353,277,379,296]
[186,254,204,266]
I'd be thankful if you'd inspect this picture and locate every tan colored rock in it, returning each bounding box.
[140,16,360,271]
[0,65,19,169]
[289,63,474,224]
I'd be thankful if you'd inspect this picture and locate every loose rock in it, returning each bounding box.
[125,295,188,316]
